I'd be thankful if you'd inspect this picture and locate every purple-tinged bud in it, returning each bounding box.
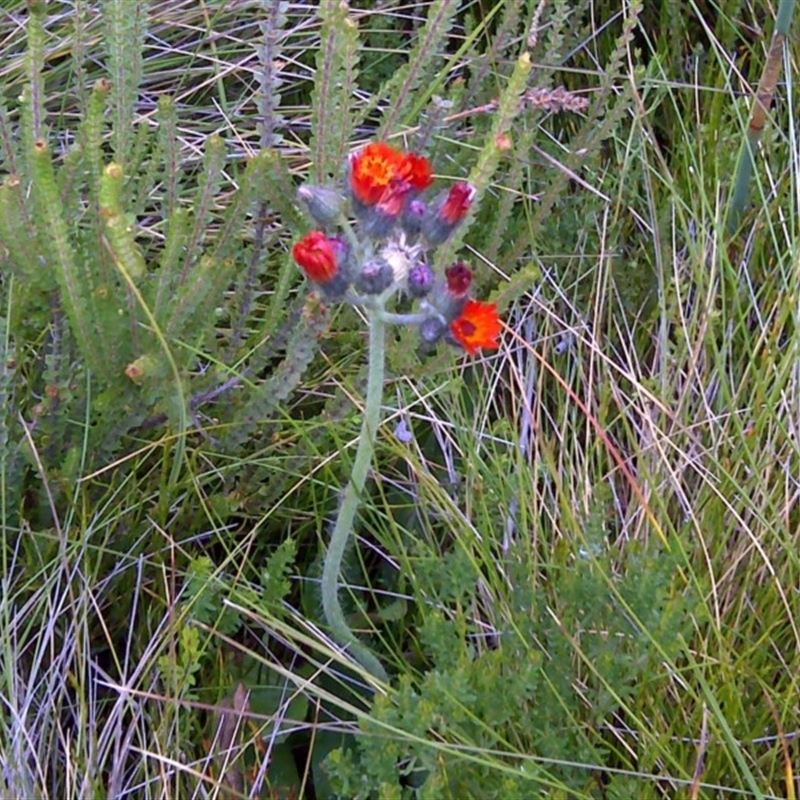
[419,316,447,345]
[355,259,394,295]
[407,262,434,298]
[401,198,427,236]
[297,184,344,226]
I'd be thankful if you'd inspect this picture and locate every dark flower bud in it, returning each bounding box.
[401,198,427,236]
[445,262,473,299]
[424,262,473,321]
[419,316,447,345]
[355,259,394,295]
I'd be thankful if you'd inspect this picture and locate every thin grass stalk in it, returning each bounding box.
[727,0,794,233]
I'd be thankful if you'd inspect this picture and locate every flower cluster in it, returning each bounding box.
[291,141,501,356]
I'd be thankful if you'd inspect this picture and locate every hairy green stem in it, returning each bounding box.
[321,309,388,682]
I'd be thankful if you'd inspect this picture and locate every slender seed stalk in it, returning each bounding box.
[321,308,389,682]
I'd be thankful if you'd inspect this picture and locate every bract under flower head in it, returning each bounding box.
[292,230,339,283]
[349,142,432,210]
[449,299,502,355]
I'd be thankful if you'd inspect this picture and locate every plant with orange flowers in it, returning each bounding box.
[292,140,501,680]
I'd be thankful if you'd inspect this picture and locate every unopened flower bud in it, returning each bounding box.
[292,231,351,300]
[401,198,427,236]
[425,262,473,321]
[355,259,394,295]
[292,230,340,283]
[419,316,447,345]
[407,262,433,298]
[421,182,476,245]
[445,262,473,298]
[125,354,163,384]
[297,184,344,226]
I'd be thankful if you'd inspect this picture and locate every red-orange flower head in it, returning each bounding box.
[349,142,432,216]
[292,230,339,283]
[449,299,502,355]
[440,182,475,224]
[398,152,434,192]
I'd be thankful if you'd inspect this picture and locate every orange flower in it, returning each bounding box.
[397,152,433,192]
[292,231,339,283]
[350,142,400,205]
[449,299,502,355]
[350,142,432,211]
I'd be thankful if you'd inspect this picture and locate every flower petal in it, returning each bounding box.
[292,230,339,283]
[349,142,405,205]
[440,182,475,224]
[449,299,502,355]
[349,142,432,209]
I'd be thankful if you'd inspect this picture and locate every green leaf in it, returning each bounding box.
[101,0,146,163]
